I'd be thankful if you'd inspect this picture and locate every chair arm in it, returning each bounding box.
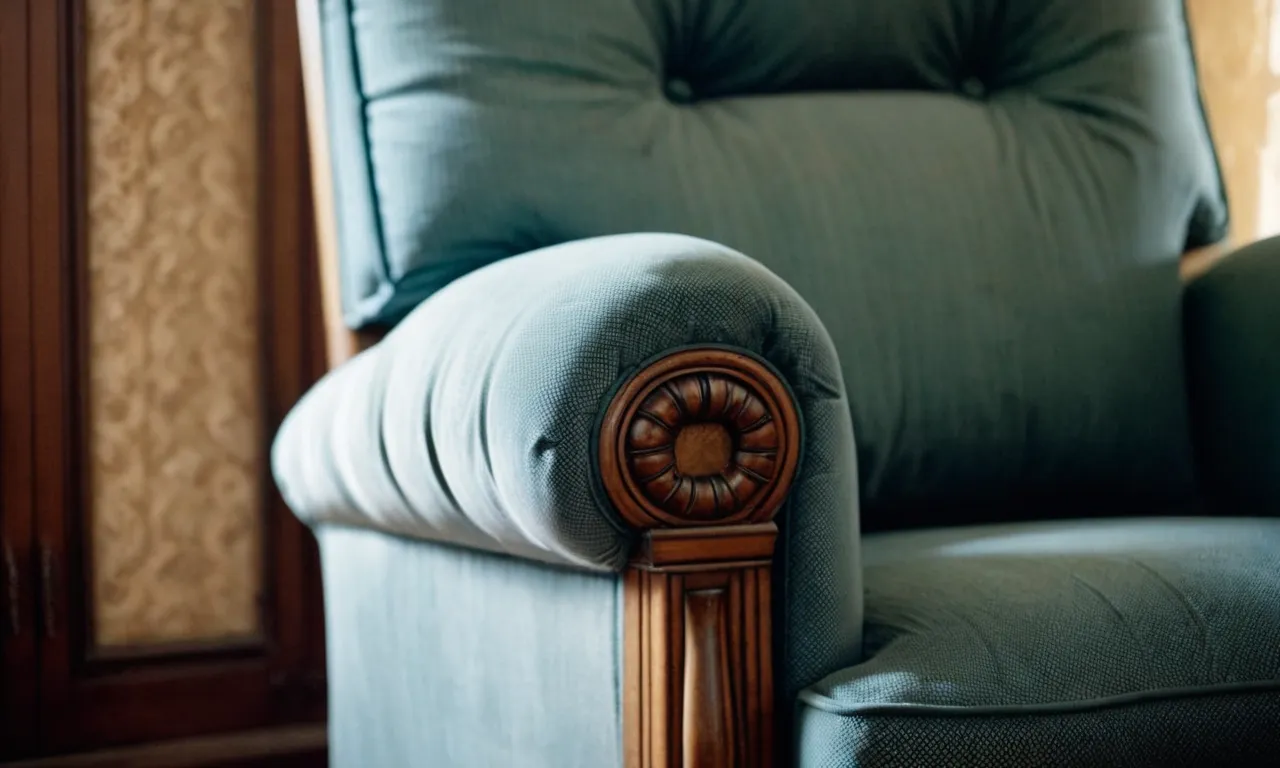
[271,233,857,570]
[1184,235,1280,512]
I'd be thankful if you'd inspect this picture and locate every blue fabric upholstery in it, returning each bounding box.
[271,2,1280,766]
[1185,236,1280,513]
[316,526,622,767]
[273,233,863,700]
[797,518,1280,767]
[315,0,1226,520]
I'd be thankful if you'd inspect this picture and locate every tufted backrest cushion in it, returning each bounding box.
[316,0,1226,523]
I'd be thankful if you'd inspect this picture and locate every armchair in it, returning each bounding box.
[275,0,1280,765]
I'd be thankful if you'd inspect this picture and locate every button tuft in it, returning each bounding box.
[664,77,696,104]
[960,77,987,99]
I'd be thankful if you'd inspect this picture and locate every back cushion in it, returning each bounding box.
[318,0,1227,523]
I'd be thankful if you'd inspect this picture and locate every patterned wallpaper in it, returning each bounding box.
[1187,0,1280,244]
[86,0,261,646]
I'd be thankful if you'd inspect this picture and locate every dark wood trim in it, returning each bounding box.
[600,348,796,768]
[638,524,778,569]
[0,0,40,759]
[29,0,78,748]
[2,724,326,768]
[82,637,266,669]
[62,661,278,748]
[66,0,92,659]
[255,0,330,717]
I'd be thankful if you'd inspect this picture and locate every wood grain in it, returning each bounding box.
[601,348,795,768]
[638,524,777,570]
[1,724,326,768]
[625,560,777,768]
[682,589,735,768]
[0,0,40,757]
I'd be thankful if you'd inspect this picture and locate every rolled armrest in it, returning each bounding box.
[1184,235,1280,512]
[272,233,857,570]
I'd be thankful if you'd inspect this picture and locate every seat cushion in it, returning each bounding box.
[317,0,1226,522]
[797,518,1280,767]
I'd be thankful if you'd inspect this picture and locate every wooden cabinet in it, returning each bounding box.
[0,1,327,762]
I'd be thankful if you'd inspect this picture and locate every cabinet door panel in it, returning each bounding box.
[23,0,326,756]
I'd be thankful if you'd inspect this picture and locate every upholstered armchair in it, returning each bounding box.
[274,0,1280,765]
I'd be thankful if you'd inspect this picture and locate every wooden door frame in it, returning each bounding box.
[2,0,327,758]
[0,0,40,759]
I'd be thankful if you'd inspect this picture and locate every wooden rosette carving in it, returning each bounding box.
[599,349,801,529]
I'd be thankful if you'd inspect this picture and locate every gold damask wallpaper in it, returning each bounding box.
[87,0,261,646]
[1188,0,1280,244]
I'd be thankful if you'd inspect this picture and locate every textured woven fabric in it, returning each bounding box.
[273,233,863,700]
[796,518,1280,767]
[1185,235,1280,514]
[316,526,621,767]
[315,0,1226,520]
[798,692,1280,768]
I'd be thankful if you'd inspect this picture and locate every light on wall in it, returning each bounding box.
[1187,0,1280,245]
[1261,0,1280,238]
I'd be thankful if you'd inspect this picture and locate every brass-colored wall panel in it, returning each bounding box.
[1188,0,1280,243]
[86,0,261,646]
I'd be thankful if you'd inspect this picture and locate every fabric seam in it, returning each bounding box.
[798,678,1280,719]
[327,0,392,315]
